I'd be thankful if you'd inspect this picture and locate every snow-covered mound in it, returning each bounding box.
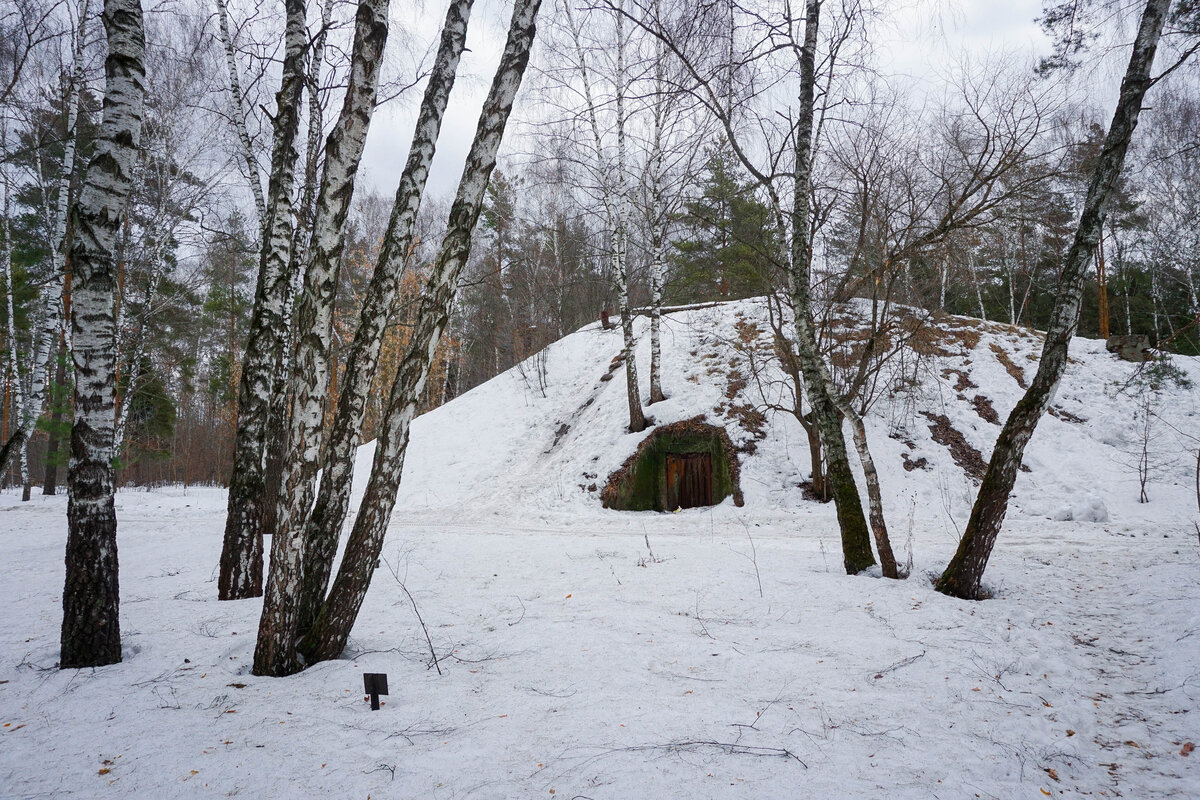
[4,298,1198,800]
[365,296,1200,530]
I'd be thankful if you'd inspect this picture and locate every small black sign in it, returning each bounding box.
[363,672,389,710]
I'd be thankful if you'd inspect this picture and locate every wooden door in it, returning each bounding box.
[665,452,713,509]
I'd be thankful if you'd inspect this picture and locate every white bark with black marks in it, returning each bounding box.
[60,0,145,670]
[564,0,644,431]
[613,3,645,432]
[297,0,475,639]
[254,0,391,677]
[0,0,91,478]
[218,0,308,601]
[259,0,334,551]
[215,0,266,227]
[300,0,542,663]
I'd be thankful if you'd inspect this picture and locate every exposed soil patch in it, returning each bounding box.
[551,423,571,448]
[902,453,930,472]
[989,343,1029,388]
[798,480,832,503]
[905,314,982,357]
[922,412,988,481]
[1049,406,1087,424]
[942,368,977,393]
[724,369,747,399]
[971,395,1000,424]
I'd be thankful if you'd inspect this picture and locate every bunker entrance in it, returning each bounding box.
[601,418,744,511]
[665,452,713,509]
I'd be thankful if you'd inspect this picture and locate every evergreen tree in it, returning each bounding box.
[671,145,781,303]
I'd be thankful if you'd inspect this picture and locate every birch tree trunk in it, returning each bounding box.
[789,0,874,574]
[843,407,898,577]
[215,0,266,226]
[296,0,474,637]
[564,1,644,431]
[967,249,987,321]
[614,5,646,433]
[937,0,1171,600]
[218,0,308,601]
[646,44,667,405]
[253,0,391,677]
[260,0,334,558]
[648,221,666,404]
[2,176,27,496]
[60,0,145,669]
[0,0,90,478]
[299,0,541,663]
[42,343,67,495]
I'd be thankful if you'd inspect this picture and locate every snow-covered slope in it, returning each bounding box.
[375,296,1200,531]
[3,298,1198,800]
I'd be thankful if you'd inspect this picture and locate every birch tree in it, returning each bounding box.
[214,0,265,226]
[297,0,475,639]
[562,0,645,432]
[937,0,1181,599]
[253,0,391,677]
[299,0,542,664]
[0,0,90,479]
[217,0,308,601]
[786,0,874,573]
[635,7,703,405]
[60,0,145,669]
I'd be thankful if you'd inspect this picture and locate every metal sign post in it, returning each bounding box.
[363,673,389,710]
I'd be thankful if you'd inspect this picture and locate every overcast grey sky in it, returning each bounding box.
[355,0,1051,202]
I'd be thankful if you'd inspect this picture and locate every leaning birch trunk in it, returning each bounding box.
[299,0,541,663]
[615,225,646,431]
[295,0,475,638]
[112,269,158,458]
[789,0,873,574]
[259,0,334,557]
[937,0,1170,600]
[0,0,90,478]
[217,0,307,601]
[60,0,145,670]
[215,0,266,226]
[253,0,391,677]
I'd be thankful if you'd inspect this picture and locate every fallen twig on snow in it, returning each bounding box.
[383,555,442,676]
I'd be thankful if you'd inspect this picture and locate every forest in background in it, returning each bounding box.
[2,0,1196,494]
[1,0,1198,672]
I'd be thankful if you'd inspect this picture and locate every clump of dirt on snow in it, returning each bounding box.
[921,412,988,480]
[970,395,1000,424]
[989,342,1029,388]
[942,368,978,393]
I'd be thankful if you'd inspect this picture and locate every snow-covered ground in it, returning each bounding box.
[3,298,1199,798]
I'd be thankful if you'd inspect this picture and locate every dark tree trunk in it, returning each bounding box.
[937,0,1170,600]
[43,345,68,495]
[788,0,873,574]
[60,0,145,670]
[803,415,829,500]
